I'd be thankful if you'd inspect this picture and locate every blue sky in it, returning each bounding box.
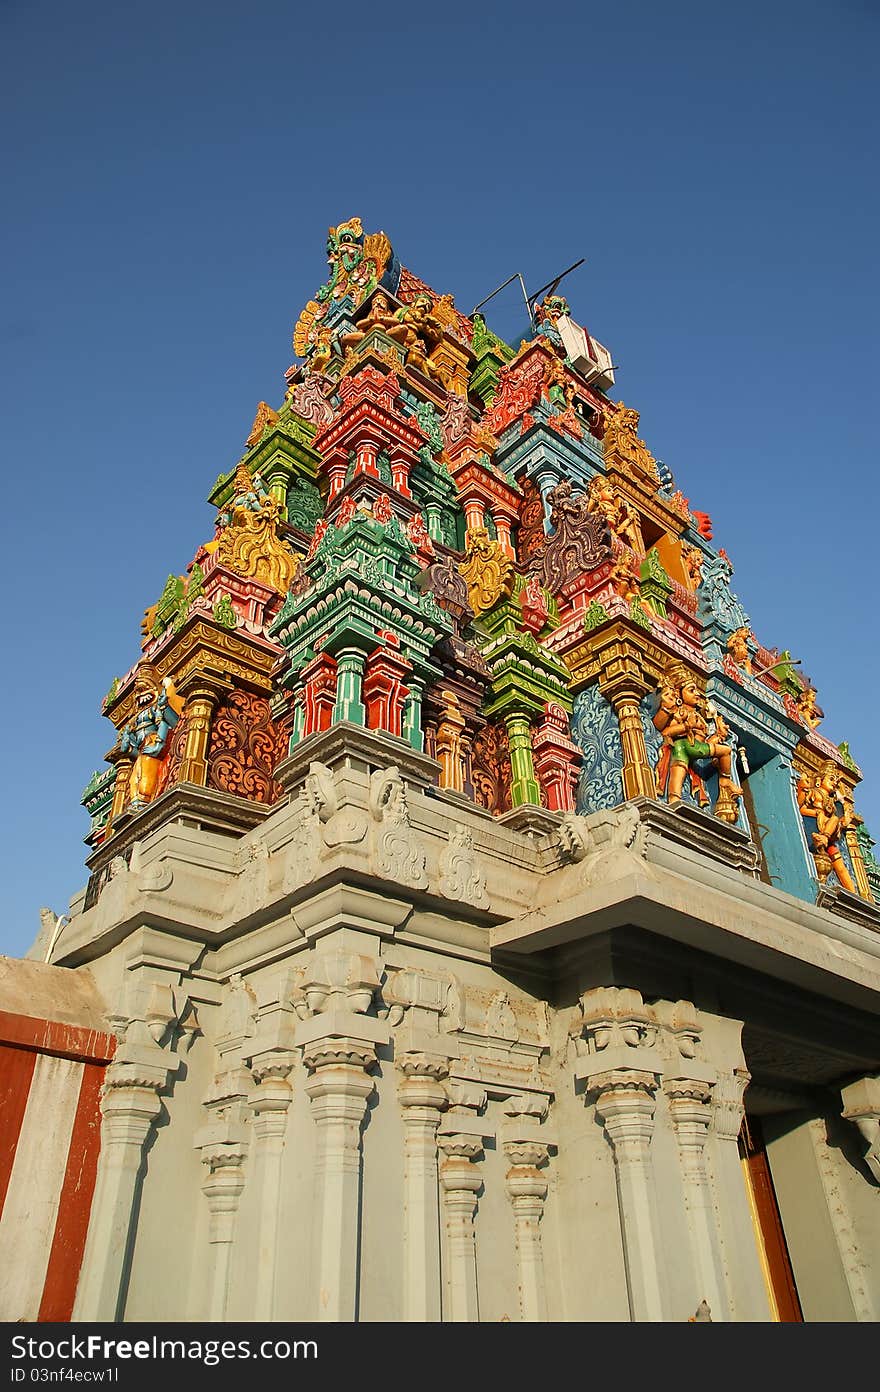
[1,0,878,957]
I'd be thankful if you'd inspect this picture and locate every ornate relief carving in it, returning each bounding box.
[438,825,489,907]
[458,526,515,617]
[369,766,428,887]
[602,403,659,481]
[471,721,512,815]
[529,480,611,593]
[207,690,287,804]
[570,686,624,814]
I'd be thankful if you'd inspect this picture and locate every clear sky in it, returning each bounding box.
[1,0,878,958]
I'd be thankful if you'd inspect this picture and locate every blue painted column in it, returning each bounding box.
[747,754,815,901]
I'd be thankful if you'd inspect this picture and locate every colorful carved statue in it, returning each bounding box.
[317,218,391,306]
[530,480,611,593]
[610,550,642,603]
[459,526,514,617]
[534,294,570,348]
[726,626,753,673]
[682,545,704,588]
[652,661,742,818]
[245,401,279,448]
[216,463,298,594]
[587,475,643,552]
[338,291,407,355]
[394,293,449,385]
[119,665,185,808]
[602,403,659,481]
[797,683,824,729]
[796,762,855,891]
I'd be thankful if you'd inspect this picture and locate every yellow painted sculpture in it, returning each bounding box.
[796,761,855,891]
[797,684,824,729]
[652,660,742,821]
[394,293,450,386]
[587,475,643,552]
[459,526,514,617]
[602,403,659,481]
[246,401,279,448]
[682,545,704,588]
[726,626,753,673]
[216,463,299,594]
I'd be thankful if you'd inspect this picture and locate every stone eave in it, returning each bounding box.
[490,856,880,1013]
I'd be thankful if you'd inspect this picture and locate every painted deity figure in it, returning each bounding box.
[726,626,753,673]
[534,293,570,349]
[796,761,855,891]
[119,665,185,808]
[339,291,406,355]
[602,403,659,480]
[587,475,643,552]
[458,525,514,617]
[394,293,449,385]
[797,683,824,730]
[652,661,742,816]
[216,462,298,593]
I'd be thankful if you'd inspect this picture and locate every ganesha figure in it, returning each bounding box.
[652,660,742,821]
[119,665,185,808]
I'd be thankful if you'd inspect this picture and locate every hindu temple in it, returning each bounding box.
[2,219,879,1323]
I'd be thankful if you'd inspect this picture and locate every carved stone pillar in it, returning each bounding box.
[841,1076,880,1183]
[107,752,134,828]
[845,829,874,902]
[403,676,425,752]
[199,1130,247,1321]
[241,973,297,1320]
[246,1055,294,1318]
[531,701,581,812]
[179,682,223,786]
[437,1084,488,1322]
[573,987,666,1321]
[502,1095,554,1322]
[332,646,367,727]
[299,1019,386,1321]
[73,984,182,1320]
[711,1067,771,1320]
[665,1077,728,1320]
[592,1069,665,1321]
[397,1052,449,1321]
[491,506,516,559]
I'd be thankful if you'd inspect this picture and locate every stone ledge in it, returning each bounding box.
[275,721,440,794]
[816,884,880,933]
[633,796,760,875]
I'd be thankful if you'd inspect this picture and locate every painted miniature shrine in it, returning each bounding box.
[5,221,880,1326]
[86,217,878,916]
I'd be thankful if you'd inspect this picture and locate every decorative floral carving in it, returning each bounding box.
[517,476,546,563]
[471,722,512,815]
[438,825,488,907]
[207,690,287,804]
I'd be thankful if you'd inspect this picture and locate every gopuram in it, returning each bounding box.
[2,219,879,1324]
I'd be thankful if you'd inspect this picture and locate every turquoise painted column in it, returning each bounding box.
[747,754,815,901]
[403,678,424,752]
[333,648,367,727]
[505,714,541,807]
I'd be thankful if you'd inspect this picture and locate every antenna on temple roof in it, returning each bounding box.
[470,257,586,328]
[526,258,586,310]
